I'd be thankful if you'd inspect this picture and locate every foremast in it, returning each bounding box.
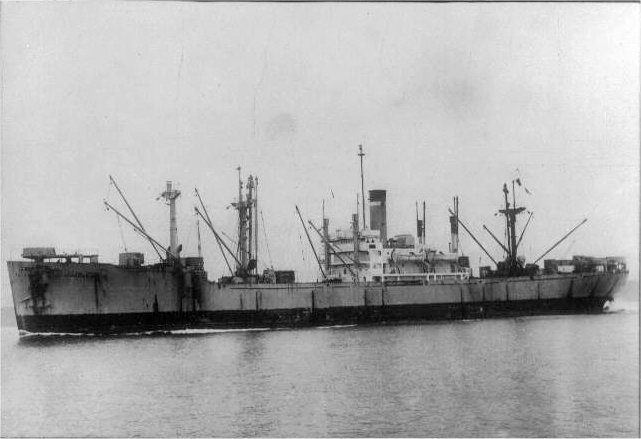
[499,181,526,275]
[160,181,181,259]
[232,167,258,278]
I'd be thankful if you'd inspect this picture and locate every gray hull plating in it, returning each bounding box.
[7,261,627,334]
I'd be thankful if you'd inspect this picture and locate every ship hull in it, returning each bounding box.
[14,296,613,334]
[8,260,627,335]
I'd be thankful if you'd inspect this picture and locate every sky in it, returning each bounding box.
[1,1,639,304]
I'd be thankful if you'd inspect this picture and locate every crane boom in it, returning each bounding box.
[483,225,510,254]
[104,200,176,262]
[194,188,234,276]
[109,175,163,260]
[295,206,326,279]
[308,220,357,278]
[449,208,497,265]
[534,218,588,264]
[194,207,242,269]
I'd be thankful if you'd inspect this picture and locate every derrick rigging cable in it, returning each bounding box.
[117,215,128,252]
[107,182,129,251]
[260,210,274,269]
[221,230,238,247]
[299,234,306,262]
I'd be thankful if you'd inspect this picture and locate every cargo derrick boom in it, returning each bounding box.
[194,188,235,276]
[109,175,163,261]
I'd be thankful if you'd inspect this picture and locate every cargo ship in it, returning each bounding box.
[7,150,628,335]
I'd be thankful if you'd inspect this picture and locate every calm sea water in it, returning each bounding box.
[1,300,638,437]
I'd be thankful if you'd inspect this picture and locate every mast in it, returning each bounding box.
[196,215,202,258]
[449,196,459,254]
[352,212,360,282]
[160,181,181,258]
[254,177,258,274]
[323,217,331,274]
[416,202,421,244]
[499,182,526,271]
[422,201,426,244]
[247,175,254,272]
[417,200,426,245]
[358,145,366,229]
[236,167,247,273]
[232,169,260,277]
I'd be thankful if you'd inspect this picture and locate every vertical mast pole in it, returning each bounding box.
[510,180,518,259]
[510,181,518,262]
[358,145,366,229]
[423,201,427,244]
[503,183,511,261]
[255,177,258,275]
[416,202,420,244]
[160,181,181,258]
[323,217,330,274]
[247,175,253,271]
[456,195,459,252]
[322,198,330,274]
[450,196,459,254]
[196,215,202,258]
[237,167,247,272]
[352,213,360,283]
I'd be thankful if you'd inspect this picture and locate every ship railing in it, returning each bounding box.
[380,271,469,285]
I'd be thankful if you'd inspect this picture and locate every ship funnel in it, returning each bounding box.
[369,190,387,244]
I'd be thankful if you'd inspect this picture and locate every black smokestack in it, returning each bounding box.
[369,190,387,244]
